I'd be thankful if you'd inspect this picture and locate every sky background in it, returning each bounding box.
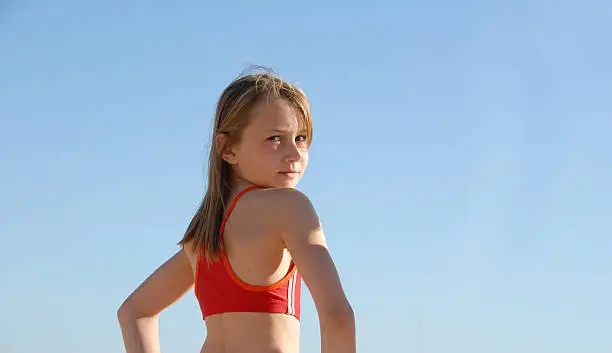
[1,1,611,352]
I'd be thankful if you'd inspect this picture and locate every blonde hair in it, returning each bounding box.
[179,67,313,262]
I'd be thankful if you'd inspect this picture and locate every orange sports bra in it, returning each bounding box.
[194,186,302,320]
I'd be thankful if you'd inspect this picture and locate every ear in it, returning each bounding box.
[215,133,238,165]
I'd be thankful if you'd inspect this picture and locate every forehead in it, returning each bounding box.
[246,98,305,132]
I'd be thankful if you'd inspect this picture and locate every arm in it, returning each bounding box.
[117,248,194,353]
[269,189,356,353]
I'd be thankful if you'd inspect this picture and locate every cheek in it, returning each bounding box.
[250,144,278,167]
[261,143,277,153]
[301,150,309,165]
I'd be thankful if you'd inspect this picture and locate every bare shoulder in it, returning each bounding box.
[241,187,319,230]
[254,187,311,201]
[244,188,352,318]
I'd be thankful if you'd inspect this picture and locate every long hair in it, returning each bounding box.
[178,68,313,262]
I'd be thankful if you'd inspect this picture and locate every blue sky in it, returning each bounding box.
[1,1,611,352]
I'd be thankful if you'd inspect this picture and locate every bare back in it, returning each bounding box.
[184,189,301,353]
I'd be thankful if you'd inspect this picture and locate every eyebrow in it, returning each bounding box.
[265,128,307,134]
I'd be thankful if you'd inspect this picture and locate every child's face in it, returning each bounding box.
[229,98,310,188]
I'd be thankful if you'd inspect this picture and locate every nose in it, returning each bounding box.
[283,141,302,163]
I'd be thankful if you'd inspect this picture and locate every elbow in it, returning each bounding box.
[320,303,355,329]
[117,300,133,324]
[117,298,158,324]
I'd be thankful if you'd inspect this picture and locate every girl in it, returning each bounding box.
[117,70,356,353]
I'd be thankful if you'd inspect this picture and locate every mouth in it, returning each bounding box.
[278,171,300,176]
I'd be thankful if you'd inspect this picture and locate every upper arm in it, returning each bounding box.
[267,189,352,318]
[118,247,194,319]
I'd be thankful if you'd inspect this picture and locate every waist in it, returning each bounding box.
[202,312,300,353]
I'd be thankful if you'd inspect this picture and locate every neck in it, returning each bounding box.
[229,176,257,194]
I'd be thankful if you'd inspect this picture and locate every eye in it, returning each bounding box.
[267,135,281,142]
[296,135,308,143]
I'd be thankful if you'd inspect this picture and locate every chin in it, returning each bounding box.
[274,180,300,189]
[265,173,300,189]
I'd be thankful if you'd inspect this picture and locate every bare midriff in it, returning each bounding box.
[199,312,300,353]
